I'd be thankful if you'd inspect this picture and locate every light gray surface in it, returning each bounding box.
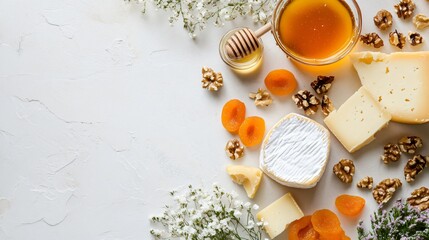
[0,0,428,239]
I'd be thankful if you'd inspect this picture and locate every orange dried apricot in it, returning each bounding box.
[221,99,246,133]
[319,230,345,240]
[264,69,297,96]
[288,216,319,240]
[311,209,342,236]
[335,194,366,217]
[238,116,265,147]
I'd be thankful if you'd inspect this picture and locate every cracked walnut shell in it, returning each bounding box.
[333,159,355,183]
[357,176,373,189]
[404,154,428,182]
[292,90,320,116]
[372,178,402,204]
[398,136,423,154]
[389,30,406,49]
[360,33,384,48]
[408,32,424,46]
[374,10,393,30]
[407,187,429,211]
[413,14,429,30]
[311,76,334,95]
[201,67,223,91]
[249,88,273,107]
[225,139,244,160]
[381,143,401,164]
[394,0,416,19]
[321,95,334,116]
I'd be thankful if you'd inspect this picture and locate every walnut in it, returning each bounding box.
[249,88,273,107]
[374,10,393,30]
[407,187,429,211]
[413,14,429,30]
[398,136,423,154]
[360,33,384,48]
[333,159,355,183]
[292,90,320,116]
[404,154,428,182]
[389,30,406,49]
[201,67,223,91]
[408,32,424,46]
[321,95,334,116]
[311,76,334,95]
[225,139,244,160]
[394,0,416,19]
[372,178,402,204]
[357,176,374,189]
[381,143,401,164]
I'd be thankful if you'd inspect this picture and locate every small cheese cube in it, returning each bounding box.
[226,165,263,199]
[257,193,304,239]
[324,86,391,153]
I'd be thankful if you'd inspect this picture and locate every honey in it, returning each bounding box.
[278,0,354,59]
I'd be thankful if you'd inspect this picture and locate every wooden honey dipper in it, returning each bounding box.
[225,23,272,60]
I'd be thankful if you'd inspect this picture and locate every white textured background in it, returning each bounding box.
[0,0,428,239]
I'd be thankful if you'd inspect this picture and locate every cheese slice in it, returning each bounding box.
[350,51,429,124]
[257,193,304,239]
[260,113,330,188]
[226,165,263,199]
[324,86,391,153]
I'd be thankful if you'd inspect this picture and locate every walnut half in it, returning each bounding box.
[381,143,401,164]
[408,32,424,46]
[357,176,374,190]
[201,67,223,91]
[404,154,428,182]
[292,90,320,116]
[321,95,334,116]
[413,14,429,30]
[249,88,273,107]
[407,187,429,211]
[374,10,393,30]
[389,30,406,49]
[333,159,355,183]
[372,178,402,204]
[225,139,244,160]
[311,76,334,95]
[360,33,384,48]
[398,136,423,154]
[394,0,416,19]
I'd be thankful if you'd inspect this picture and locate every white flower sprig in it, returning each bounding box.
[149,184,267,239]
[126,0,278,38]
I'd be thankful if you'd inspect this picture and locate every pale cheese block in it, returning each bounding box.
[260,113,330,188]
[350,51,429,124]
[324,86,391,153]
[257,193,304,239]
[226,165,263,199]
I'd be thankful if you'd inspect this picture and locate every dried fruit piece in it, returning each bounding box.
[408,32,424,46]
[321,95,334,116]
[292,90,320,116]
[288,216,320,240]
[264,69,297,96]
[389,30,406,49]
[335,194,366,217]
[398,136,423,154]
[360,33,384,48]
[238,116,265,147]
[311,76,334,95]
[225,139,244,160]
[394,0,415,19]
[374,10,393,30]
[413,14,429,30]
[221,99,246,133]
[201,67,223,91]
[407,187,429,211]
[381,143,401,164]
[249,88,273,107]
[372,178,402,204]
[357,176,374,189]
[404,154,428,182]
[311,209,342,237]
[333,159,355,183]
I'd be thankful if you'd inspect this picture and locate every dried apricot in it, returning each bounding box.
[311,209,342,236]
[319,230,345,240]
[264,69,297,96]
[335,194,366,217]
[288,216,319,240]
[221,99,246,133]
[238,116,265,147]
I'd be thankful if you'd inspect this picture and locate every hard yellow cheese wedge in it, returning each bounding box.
[257,193,304,239]
[324,86,391,153]
[350,51,429,124]
[226,165,262,199]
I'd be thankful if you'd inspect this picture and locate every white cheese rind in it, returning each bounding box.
[350,51,429,124]
[257,193,304,239]
[324,86,391,153]
[260,113,330,188]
